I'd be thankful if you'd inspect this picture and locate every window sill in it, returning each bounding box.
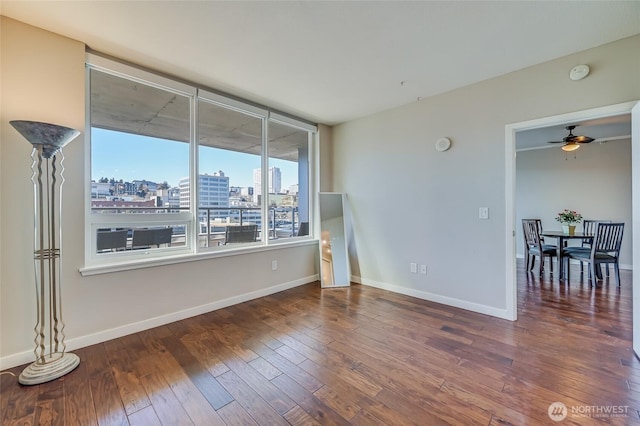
[79,238,318,276]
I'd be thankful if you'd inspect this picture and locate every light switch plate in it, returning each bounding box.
[479,207,489,219]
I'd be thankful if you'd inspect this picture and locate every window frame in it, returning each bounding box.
[196,90,268,250]
[266,115,315,244]
[83,53,317,274]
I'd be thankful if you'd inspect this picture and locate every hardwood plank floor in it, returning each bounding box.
[2,260,639,425]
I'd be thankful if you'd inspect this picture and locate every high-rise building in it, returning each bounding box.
[253,167,281,203]
[269,167,282,194]
[180,171,230,220]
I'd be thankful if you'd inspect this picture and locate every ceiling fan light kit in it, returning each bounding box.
[548,125,594,151]
[561,142,580,152]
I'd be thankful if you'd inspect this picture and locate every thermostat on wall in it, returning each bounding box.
[435,137,451,152]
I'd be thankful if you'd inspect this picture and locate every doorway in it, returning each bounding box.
[504,101,639,356]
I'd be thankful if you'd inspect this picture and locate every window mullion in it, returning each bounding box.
[190,92,199,252]
[262,116,269,244]
[84,63,94,265]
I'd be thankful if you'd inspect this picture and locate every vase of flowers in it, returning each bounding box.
[556,209,582,235]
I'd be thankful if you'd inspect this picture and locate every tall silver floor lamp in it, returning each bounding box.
[10,120,81,385]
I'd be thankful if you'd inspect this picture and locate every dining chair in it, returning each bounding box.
[565,222,624,287]
[583,219,612,276]
[564,219,612,277]
[522,219,557,275]
[522,219,541,271]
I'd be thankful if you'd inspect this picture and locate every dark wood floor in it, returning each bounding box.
[2,260,639,425]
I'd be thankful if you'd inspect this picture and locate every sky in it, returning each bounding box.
[91,128,298,189]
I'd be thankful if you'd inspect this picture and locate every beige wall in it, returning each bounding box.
[332,35,640,317]
[516,140,632,268]
[317,123,334,192]
[0,18,317,368]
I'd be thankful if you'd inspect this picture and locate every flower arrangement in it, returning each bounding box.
[556,209,583,225]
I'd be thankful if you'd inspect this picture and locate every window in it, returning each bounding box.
[267,119,311,240]
[85,54,316,268]
[197,93,263,249]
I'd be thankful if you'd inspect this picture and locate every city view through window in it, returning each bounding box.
[91,128,305,249]
[88,58,312,260]
[91,129,299,204]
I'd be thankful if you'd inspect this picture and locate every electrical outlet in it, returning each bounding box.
[410,262,417,273]
[271,260,278,271]
[420,265,427,275]
[479,207,489,219]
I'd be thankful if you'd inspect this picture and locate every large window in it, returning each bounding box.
[197,94,264,249]
[267,120,311,240]
[85,55,316,268]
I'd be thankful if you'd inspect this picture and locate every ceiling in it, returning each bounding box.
[2,1,640,126]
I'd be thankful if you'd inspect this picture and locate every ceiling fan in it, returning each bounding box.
[548,125,594,152]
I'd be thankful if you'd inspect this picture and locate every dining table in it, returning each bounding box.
[540,230,594,280]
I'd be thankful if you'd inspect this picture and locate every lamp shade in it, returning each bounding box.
[10,120,80,158]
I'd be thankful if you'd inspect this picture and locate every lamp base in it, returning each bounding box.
[18,352,80,385]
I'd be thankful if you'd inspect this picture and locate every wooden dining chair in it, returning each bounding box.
[565,222,624,287]
[522,219,541,271]
[522,219,557,275]
[564,219,612,278]
[583,219,612,276]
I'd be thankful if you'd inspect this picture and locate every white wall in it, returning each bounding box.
[0,18,318,369]
[516,140,632,268]
[332,34,640,318]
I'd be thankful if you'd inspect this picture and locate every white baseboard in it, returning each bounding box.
[351,275,512,320]
[0,274,319,371]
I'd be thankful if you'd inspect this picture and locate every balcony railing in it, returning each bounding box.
[198,206,301,246]
[91,205,305,249]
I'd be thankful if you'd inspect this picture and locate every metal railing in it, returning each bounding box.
[91,205,304,248]
[90,206,188,214]
[199,206,300,246]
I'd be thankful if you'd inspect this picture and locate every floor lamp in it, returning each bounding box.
[10,120,81,385]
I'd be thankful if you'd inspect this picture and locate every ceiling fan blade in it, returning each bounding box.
[573,135,594,143]
[547,125,594,145]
